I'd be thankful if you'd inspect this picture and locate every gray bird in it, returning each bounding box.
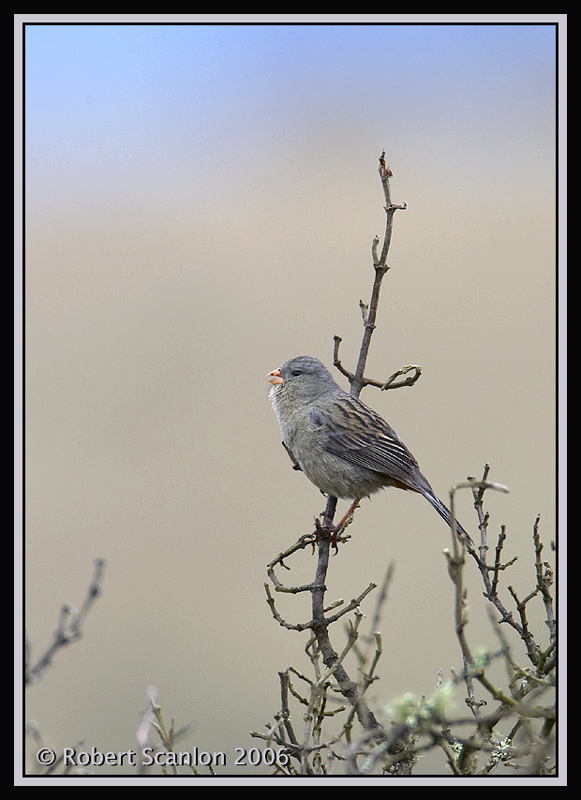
[268,355,472,545]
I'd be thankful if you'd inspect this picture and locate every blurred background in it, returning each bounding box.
[20,17,559,780]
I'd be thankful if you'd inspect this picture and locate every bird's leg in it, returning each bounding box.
[336,498,361,531]
[314,498,360,552]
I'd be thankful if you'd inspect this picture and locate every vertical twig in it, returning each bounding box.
[350,153,406,397]
[310,154,406,736]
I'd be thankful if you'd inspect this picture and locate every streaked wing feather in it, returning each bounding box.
[317,396,418,486]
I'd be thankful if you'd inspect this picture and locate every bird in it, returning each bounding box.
[267,355,472,545]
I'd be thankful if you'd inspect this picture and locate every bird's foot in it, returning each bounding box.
[313,515,340,551]
[313,500,360,553]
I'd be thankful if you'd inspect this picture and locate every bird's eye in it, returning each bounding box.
[291,370,302,377]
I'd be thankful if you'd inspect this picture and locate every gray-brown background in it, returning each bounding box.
[22,19,558,781]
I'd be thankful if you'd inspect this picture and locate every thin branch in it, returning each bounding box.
[532,515,556,641]
[332,154,407,399]
[264,155,408,762]
[26,558,107,685]
[333,335,422,392]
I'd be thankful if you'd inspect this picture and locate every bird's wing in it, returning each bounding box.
[282,440,302,471]
[310,395,419,488]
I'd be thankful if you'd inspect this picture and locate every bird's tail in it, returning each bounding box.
[423,489,473,546]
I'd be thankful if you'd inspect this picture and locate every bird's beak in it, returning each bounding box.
[267,368,284,385]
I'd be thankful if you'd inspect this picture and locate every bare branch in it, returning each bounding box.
[26,558,107,685]
[261,157,556,777]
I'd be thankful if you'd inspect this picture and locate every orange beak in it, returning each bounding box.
[267,368,284,385]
